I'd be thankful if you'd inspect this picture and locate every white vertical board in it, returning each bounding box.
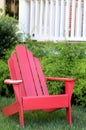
[65,0,70,38]
[54,0,60,37]
[29,0,33,35]
[34,0,38,37]
[30,0,36,36]
[19,0,30,34]
[49,0,53,37]
[44,0,48,36]
[83,0,86,37]
[52,0,56,37]
[39,0,44,36]
[76,0,82,37]
[71,0,76,37]
[60,0,65,37]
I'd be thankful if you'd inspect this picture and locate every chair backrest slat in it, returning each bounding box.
[8,52,26,97]
[34,58,49,95]
[27,51,43,96]
[16,45,36,96]
[11,52,26,96]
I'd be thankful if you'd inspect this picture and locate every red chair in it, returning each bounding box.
[2,45,76,127]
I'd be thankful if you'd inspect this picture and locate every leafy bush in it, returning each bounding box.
[0,44,19,96]
[0,14,21,96]
[0,60,11,96]
[0,15,19,57]
[26,41,86,106]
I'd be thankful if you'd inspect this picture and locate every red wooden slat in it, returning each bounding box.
[23,94,68,110]
[27,51,43,96]
[8,58,16,80]
[8,58,20,100]
[11,52,26,97]
[34,58,49,95]
[46,77,76,81]
[8,53,25,100]
[16,45,36,96]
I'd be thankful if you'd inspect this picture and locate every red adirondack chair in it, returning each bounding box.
[2,45,76,127]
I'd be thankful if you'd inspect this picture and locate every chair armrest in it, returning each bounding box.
[4,79,22,85]
[45,77,76,82]
[45,77,76,100]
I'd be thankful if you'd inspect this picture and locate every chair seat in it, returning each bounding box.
[23,94,68,110]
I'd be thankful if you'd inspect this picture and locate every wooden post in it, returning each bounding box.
[83,0,86,37]
[29,0,34,36]
[71,0,76,37]
[60,0,65,38]
[76,0,82,37]
[44,0,48,36]
[65,0,70,38]
[34,0,38,37]
[54,0,60,38]
[39,0,43,36]
[19,0,30,34]
[49,0,53,37]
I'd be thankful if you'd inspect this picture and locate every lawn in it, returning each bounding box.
[0,97,86,130]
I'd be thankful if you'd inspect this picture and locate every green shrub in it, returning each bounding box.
[0,14,21,96]
[0,45,19,96]
[0,15,19,57]
[26,41,86,106]
[0,60,11,96]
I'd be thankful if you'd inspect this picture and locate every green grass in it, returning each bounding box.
[0,97,86,130]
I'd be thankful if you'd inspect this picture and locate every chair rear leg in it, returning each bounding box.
[66,105,72,125]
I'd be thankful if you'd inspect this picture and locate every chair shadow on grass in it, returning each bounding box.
[13,107,86,129]
[17,109,66,127]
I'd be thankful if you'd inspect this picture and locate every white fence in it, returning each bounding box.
[19,0,86,41]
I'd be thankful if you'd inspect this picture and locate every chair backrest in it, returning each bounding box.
[8,45,49,97]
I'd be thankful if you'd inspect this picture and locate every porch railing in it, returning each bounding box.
[19,0,86,41]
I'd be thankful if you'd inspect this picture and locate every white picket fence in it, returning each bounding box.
[19,0,86,41]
